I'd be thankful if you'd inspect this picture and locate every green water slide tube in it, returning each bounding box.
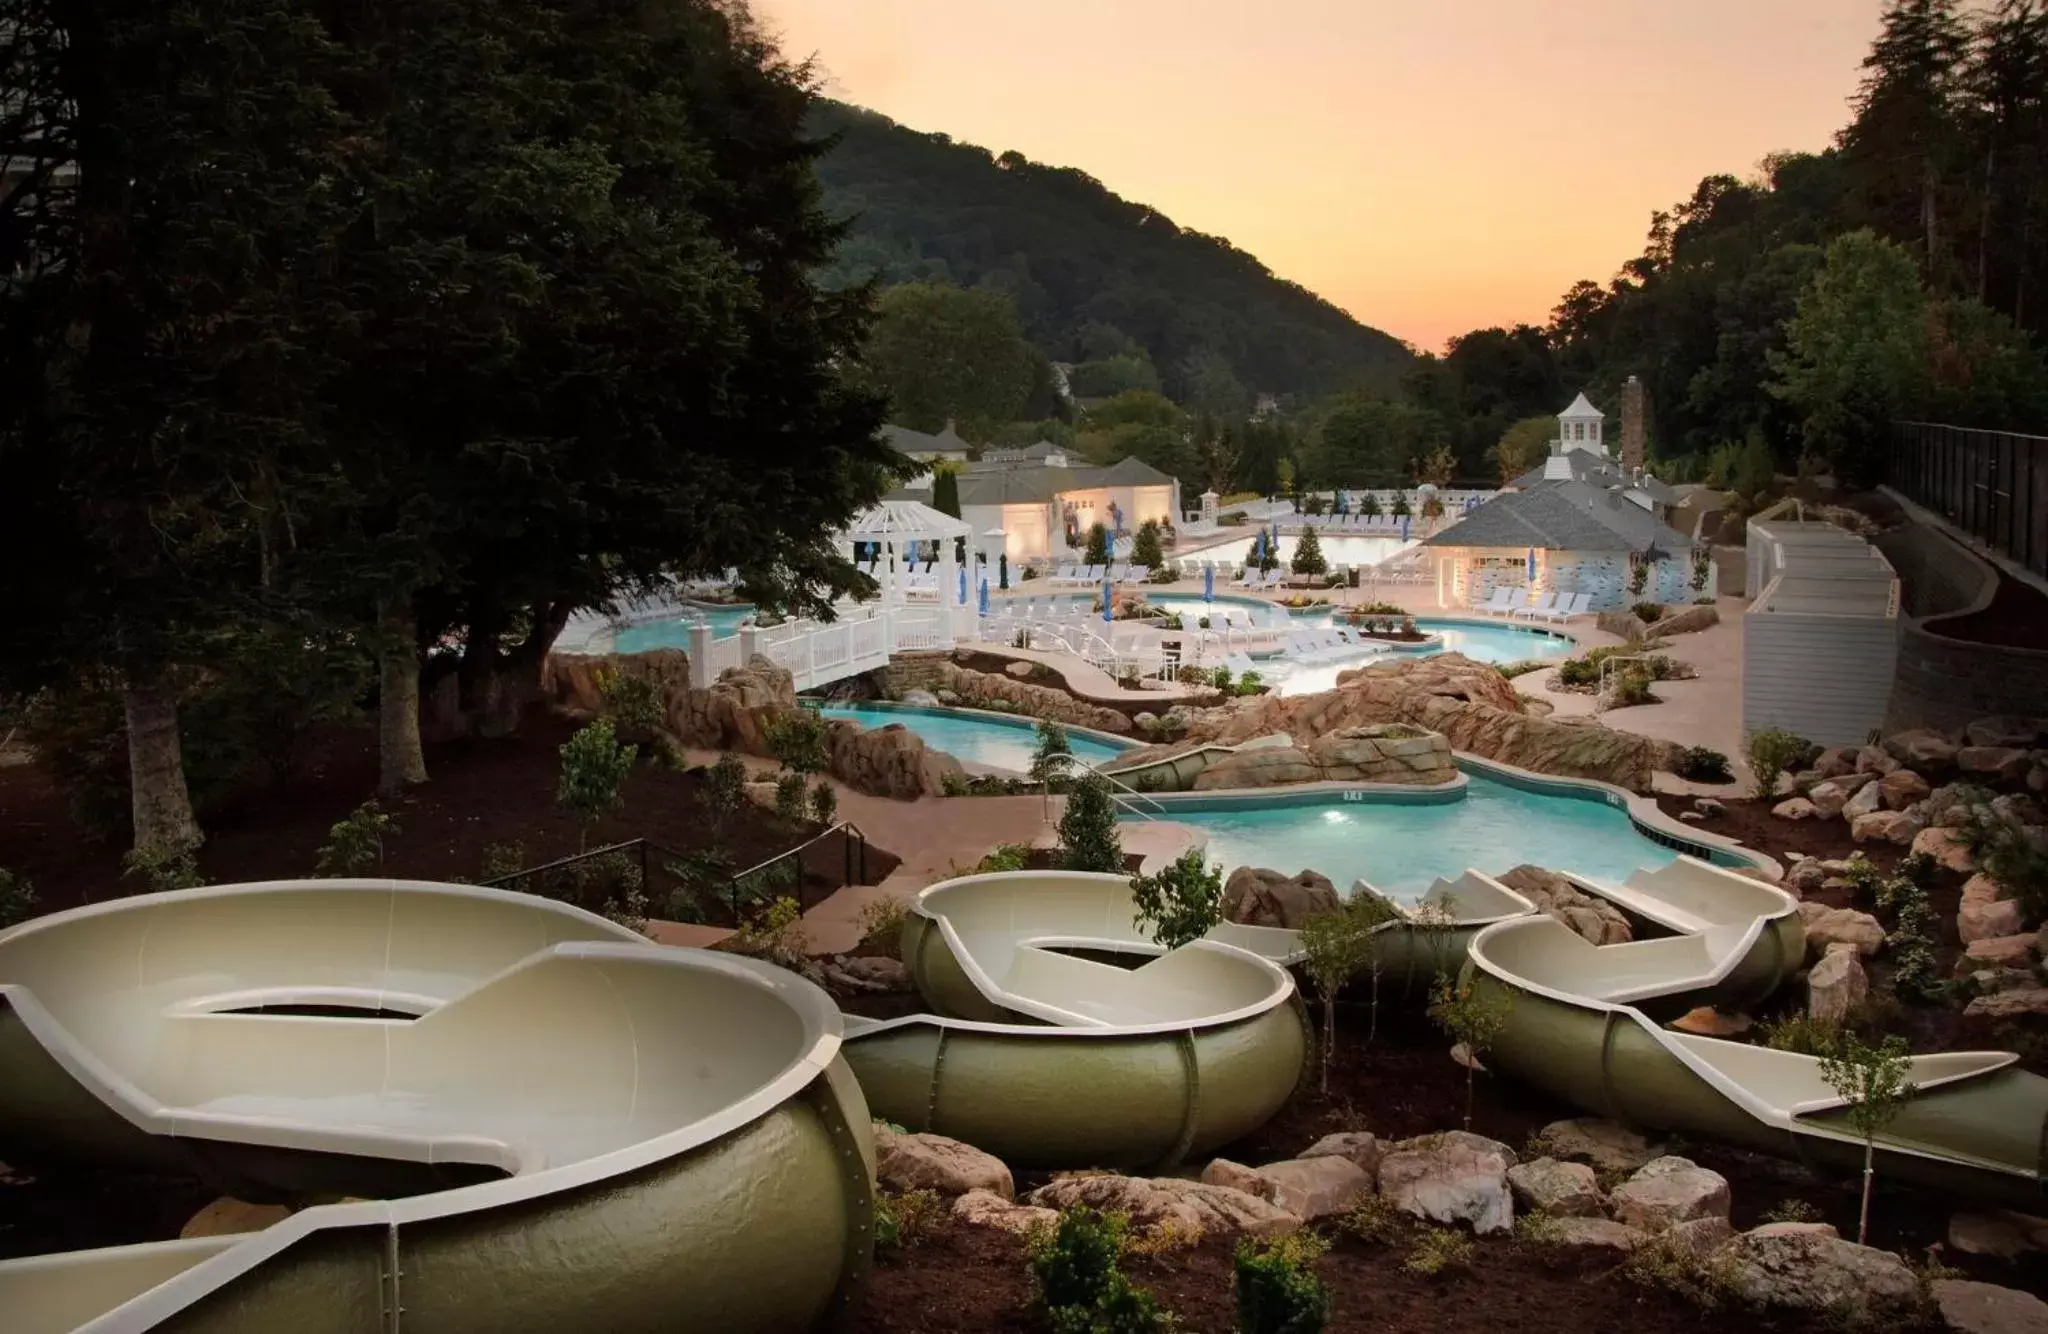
[841,871,1310,1170]
[1465,914,2047,1206]
[0,881,874,1334]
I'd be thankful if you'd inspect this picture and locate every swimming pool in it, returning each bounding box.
[1138,775,1701,896]
[1184,533,1414,568]
[818,703,1133,773]
[613,602,755,652]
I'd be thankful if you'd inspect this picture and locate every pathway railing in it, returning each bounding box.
[1888,420,2047,578]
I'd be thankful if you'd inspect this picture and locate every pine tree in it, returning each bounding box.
[1083,522,1112,567]
[1130,519,1165,569]
[1291,525,1328,577]
[932,466,962,518]
[1841,0,1974,279]
[1057,774,1124,872]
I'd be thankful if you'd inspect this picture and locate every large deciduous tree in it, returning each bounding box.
[858,280,1037,439]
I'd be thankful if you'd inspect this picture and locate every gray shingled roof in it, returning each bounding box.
[891,454,1178,507]
[1422,481,1693,553]
[1510,450,1679,507]
[880,422,971,456]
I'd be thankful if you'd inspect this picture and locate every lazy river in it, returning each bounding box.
[817,702,1132,773]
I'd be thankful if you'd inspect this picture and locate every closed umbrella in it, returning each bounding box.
[1527,547,1538,584]
[978,578,990,617]
[958,563,968,605]
[1203,563,1215,603]
[1101,578,1115,624]
[1401,513,1411,541]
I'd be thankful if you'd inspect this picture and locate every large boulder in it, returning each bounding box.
[1807,943,1869,1025]
[1961,934,2038,969]
[1967,717,2047,749]
[1960,896,2026,944]
[1914,826,1977,872]
[1855,745,1901,776]
[1192,747,1324,789]
[1221,867,1341,928]
[1886,728,1959,773]
[1797,902,1885,958]
[1962,746,2034,784]
[182,1198,291,1239]
[1376,1130,1517,1235]
[1931,1280,2048,1334]
[1721,1226,1921,1320]
[1548,1218,1651,1251]
[1202,1156,1374,1222]
[1536,1118,1664,1176]
[1506,1157,1604,1218]
[1299,1132,1384,1183]
[1841,779,1884,822]
[1607,1156,1730,1232]
[1773,797,1818,820]
[1807,777,1864,819]
[1948,1209,2048,1259]
[1852,810,1923,845]
[1024,1174,1301,1237]
[874,1125,1014,1199]
[1172,653,1675,792]
[823,720,967,799]
[1655,603,1720,636]
[1880,768,1932,810]
[1305,724,1457,784]
[930,661,1133,734]
[953,1190,1059,1237]
[1495,865,1632,945]
[1966,987,2048,1018]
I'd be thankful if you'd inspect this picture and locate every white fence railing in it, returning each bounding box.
[676,598,986,690]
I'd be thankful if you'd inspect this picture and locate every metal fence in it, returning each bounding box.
[1888,421,2048,578]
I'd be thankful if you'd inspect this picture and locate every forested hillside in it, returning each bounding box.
[810,99,1411,410]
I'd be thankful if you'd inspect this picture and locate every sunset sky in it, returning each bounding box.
[754,0,1883,353]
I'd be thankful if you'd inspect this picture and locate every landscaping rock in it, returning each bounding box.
[1655,604,1720,636]
[1965,987,2048,1018]
[1807,943,1869,1025]
[1994,793,2045,827]
[1880,768,1931,809]
[1694,797,1726,817]
[1024,1174,1301,1237]
[1495,865,1632,945]
[874,1126,1014,1199]
[1193,724,1458,789]
[1784,858,1827,894]
[1856,744,1901,776]
[1507,1157,1603,1218]
[824,719,970,800]
[931,661,1133,734]
[1299,1131,1383,1183]
[1841,779,1884,822]
[182,1198,291,1239]
[1960,897,2026,944]
[1669,1007,1751,1037]
[899,689,941,707]
[1814,747,1858,779]
[1852,809,1923,844]
[1537,1118,1663,1176]
[1915,826,1977,872]
[1722,1227,1920,1320]
[1887,728,1959,772]
[1133,711,1159,732]
[1948,1210,2048,1259]
[1220,867,1341,929]
[1377,1130,1517,1235]
[1931,1279,2048,1334]
[1772,797,1818,820]
[1548,1217,1649,1250]
[953,1189,1059,1237]
[1806,778,1860,819]
[1663,1216,1738,1257]
[1240,1157,1375,1222]
[825,957,912,993]
[1962,746,2034,784]
[1200,1158,1280,1203]
[1005,661,1035,679]
[1797,902,1885,958]
[1967,717,2046,749]
[1607,1156,1730,1232]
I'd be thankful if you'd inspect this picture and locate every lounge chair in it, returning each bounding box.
[1232,567,1258,589]
[1533,591,1590,623]
[1514,590,1559,622]
[1473,588,1516,616]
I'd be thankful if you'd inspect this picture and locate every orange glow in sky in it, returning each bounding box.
[754,0,1880,353]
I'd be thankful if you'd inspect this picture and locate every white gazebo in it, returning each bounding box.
[841,500,974,604]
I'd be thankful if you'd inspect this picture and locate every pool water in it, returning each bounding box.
[1144,777,1682,896]
[613,603,755,652]
[1185,534,1414,568]
[818,703,1132,773]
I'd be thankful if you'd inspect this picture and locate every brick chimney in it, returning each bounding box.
[1619,375,1645,472]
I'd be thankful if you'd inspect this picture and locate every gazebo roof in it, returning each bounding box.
[843,499,973,541]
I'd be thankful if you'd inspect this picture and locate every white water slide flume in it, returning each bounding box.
[0,881,875,1334]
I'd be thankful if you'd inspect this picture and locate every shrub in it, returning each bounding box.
[1031,718,1078,791]
[0,868,38,929]
[1209,666,1233,691]
[702,753,749,833]
[855,895,911,956]
[1291,525,1328,577]
[1084,522,1112,568]
[594,666,664,736]
[1495,659,1547,680]
[480,841,527,882]
[727,895,806,970]
[1621,1232,1740,1309]
[123,839,205,893]
[1058,774,1125,872]
[809,780,837,826]
[1746,727,1812,798]
[1335,1194,1404,1246]
[764,710,828,776]
[1027,1208,1172,1334]
[1673,746,1732,783]
[774,770,809,824]
[313,800,398,877]
[1235,1232,1330,1334]
[1632,601,1664,623]
[1606,668,1655,708]
[1120,1218,1204,1258]
[661,848,732,924]
[1234,671,1264,697]
[1128,848,1223,949]
[536,849,648,933]
[1761,1198,1825,1225]
[874,1188,947,1255]
[1391,494,1412,517]
[976,842,1032,873]
[557,719,638,849]
[1952,805,2048,922]
[1130,520,1165,570]
[1403,1227,1473,1275]
[1759,1011,1842,1056]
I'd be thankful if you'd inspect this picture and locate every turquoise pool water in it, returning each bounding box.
[614,603,755,652]
[1141,777,1685,895]
[818,703,1133,773]
[1141,597,1570,667]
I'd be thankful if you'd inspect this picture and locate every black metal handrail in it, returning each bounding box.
[1889,421,2047,578]
[479,838,682,896]
[723,820,868,920]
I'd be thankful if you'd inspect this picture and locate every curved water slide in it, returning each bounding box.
[841,871,1310,1171]
[0,882,874,1334]
[1465,885,2047,1207]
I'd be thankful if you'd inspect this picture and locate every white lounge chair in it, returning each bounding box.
[1533,591,1590,623]
[1473,588,1516,616]
[1514,590,1559,622]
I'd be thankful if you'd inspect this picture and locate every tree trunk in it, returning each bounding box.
[1857,1141,1875,1245]
[378,605,428,798]
[123,670,200,853]
[1320,997,1337,1095]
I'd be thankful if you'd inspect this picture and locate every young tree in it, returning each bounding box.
[1359,492,1383,517]
[932,466,962,519]
[1057,774,1125,872]
[558,719,638,851]
[1128,848,1223,950]
[1130,519,1165,570]
[1298,906,1371,1094]
[1819,1032,1916,1244]
[1030,718,1077,792]
[1428,972,1513,1131]
[1083,522,1112,568]
[1290,525,1328,577]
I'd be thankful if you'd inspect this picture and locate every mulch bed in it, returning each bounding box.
[0,710,893,918]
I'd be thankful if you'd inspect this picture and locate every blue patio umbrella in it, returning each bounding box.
[1401,513,1411,540]
[978,577,990,616]
[1527,547,1538,583]
[1101,578,1115,624]
[1203,562,1215,602]
[958,563,968,605]
[1251,530,1265,563]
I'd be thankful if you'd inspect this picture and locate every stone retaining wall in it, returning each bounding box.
[881,651,956,696]
[1873,525,2048,734]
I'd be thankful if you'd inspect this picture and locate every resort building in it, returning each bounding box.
[880,421,973,463]
[1420,389,1699,609]
[893,442,1181,563]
